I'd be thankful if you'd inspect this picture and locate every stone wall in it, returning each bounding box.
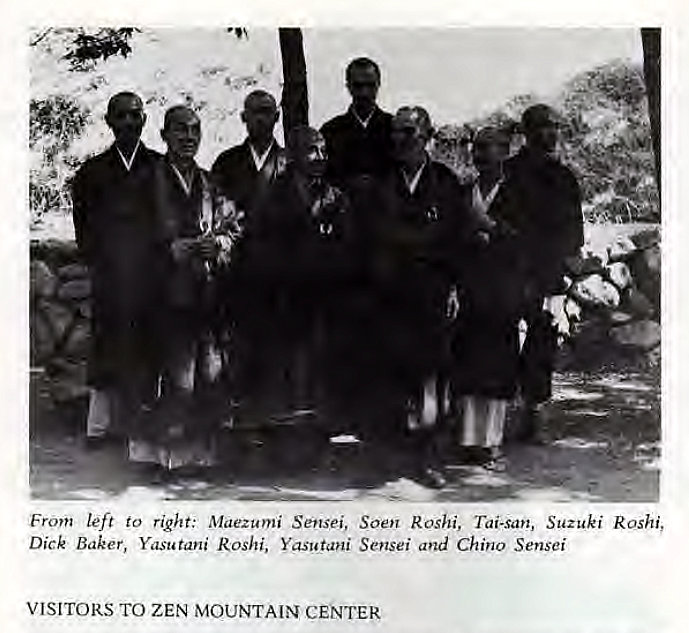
[30,239,90,402]
[557,224,661,369]
[30,224,661,403]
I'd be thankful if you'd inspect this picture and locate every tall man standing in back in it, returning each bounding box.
[320,57,393,190]
[317,58,395,443]
[492,104,584,442]
[71,91,161,448]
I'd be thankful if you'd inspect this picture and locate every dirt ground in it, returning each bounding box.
[29,368,659,502]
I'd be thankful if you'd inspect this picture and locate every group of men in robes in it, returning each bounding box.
[71,56,583,488]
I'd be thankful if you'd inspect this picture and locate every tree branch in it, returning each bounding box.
[29,28,53,47]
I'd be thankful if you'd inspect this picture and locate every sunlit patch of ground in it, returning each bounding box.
[30,367,659,502]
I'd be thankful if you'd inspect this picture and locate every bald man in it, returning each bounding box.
[210,91,286,409]
[235,125,353,422]
[125,105,239,466]
[154,106,238,396]
[362,106,479,488]
[490,104,584,442]
[211,90,286,217]
[71,92,162,447]
[449,126,522,466]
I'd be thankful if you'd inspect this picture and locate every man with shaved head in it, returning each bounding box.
[72,91,161,449]
[491,104,584,443]
[210,90,286,414]
[360,105,479,488]
[211,89,285,216]
[449,125,521,467]
[236,125,352,426]
[130,104,239,467]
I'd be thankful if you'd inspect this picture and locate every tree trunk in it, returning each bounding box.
[641,28,661,200]
[278,28,309,135]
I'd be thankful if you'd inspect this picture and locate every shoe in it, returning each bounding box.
[482,448,507,471]
[84,435,108,450]
[84,432,123,451]
[417,466,447,489]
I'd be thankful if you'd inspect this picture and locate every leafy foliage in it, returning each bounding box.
[432,61,659,222]
[30,96,91,227]
[63,28,139,71]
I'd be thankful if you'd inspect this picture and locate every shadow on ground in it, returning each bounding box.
[29,368,659,502]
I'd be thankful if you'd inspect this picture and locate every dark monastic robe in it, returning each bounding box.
[320,106,393,188]
[210,139,285,217]
[233,171,353,417]
[152,158,225,347]
[210,139,285,324]
[450,180,524,400]
[490,146,584,402]
[492,146,584,296]
[335,157,476,433]
[71,143,161,392]
[142,157,239,442]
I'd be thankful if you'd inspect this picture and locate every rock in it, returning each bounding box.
[605,261,633,291]
[30,239,79,269]
[57,278,92,301]
[30,260,57,299]
[647,346,661,368]
[543,295,570,337]
[76,301,92,319]
[630,226,660,250]
[565,317,612,367]
[607,236,637,262]
[38,301,78,351]
[47,359,89,402]
[564,298,582,322]
[570,274,621,309]
[565,252,605,277]
[30,309,56,364]
[629,245,661,311]
[57,263,89,280]
[609,311,634,325]
[610,319,661,350]
[61,320,90,360]
[620,287,655,319]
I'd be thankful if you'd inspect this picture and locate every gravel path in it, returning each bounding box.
[30,369,660,502]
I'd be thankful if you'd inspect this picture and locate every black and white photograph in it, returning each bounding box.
[28,27,661,502]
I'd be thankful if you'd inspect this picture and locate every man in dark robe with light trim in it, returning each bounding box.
[71,91,161,448]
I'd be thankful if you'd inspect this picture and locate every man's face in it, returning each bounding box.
[391,111,427,165]
[105,95,146,148]
[526,120,559,154]
[472,137,509,173]
[346,65,380,109]
[295,134,328,179]
[162,109,201,162]
[242,95,279,141]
